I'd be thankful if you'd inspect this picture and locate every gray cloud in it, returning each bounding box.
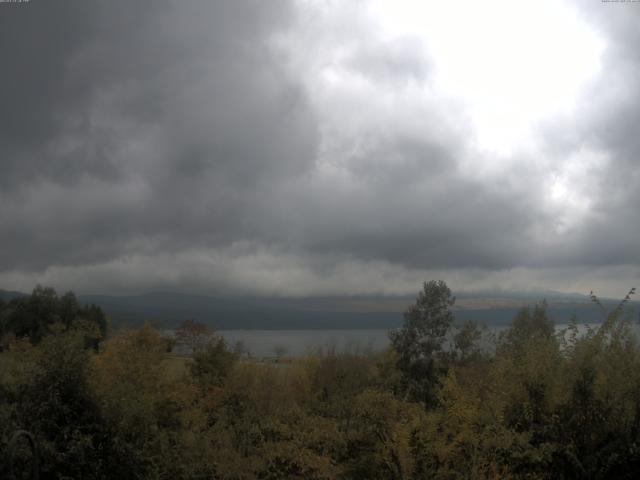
[0,0,318,272]
[0,0,639,297]
[534,1,640,270]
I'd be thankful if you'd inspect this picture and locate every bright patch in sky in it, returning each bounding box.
[372,0,604,155]
[543,147,607,234]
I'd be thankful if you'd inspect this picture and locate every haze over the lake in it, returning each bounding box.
[1,0,639,298]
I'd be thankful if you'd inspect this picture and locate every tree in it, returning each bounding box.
[453,320,483,363]
[0,287,107,347]
[499,302,554,354]
[190,336,237,390]
[0,297,5,332]
[273,344,288,360]
[90,324,191,479]
[233,339,247,357]
[5,286,60,342]
[175,319,214,354]
[389,280,455,407]
[10,328,109,479]
[345,389,423,479]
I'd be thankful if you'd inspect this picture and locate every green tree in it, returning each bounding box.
[499,302,554,354]
[0,297,6,338]
[175,319,214,354]
[0,286,107,347]
[6,327,110,479]
[389,280,455,407]
[5,286,60,343]
[453,319,483,363]
[344,389,423,479]
[90,324,201,479]
[190,336,237,390]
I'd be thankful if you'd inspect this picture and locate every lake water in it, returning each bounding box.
[216,321,640,358]
[218,329,391,358]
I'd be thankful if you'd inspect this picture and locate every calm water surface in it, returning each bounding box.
[218,329,390,358]
[217,322,640,358]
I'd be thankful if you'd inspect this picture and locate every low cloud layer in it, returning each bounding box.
[1,0,639,297]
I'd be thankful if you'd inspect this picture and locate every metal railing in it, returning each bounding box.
[5,430,39,480]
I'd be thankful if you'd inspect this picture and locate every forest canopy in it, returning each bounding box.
[1,283,639,479]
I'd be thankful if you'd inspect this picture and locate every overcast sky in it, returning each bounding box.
[1,0,639,297]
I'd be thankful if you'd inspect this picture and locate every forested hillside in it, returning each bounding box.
[1,283,640,479]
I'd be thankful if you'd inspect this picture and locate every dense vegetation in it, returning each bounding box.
[1,282,639,479]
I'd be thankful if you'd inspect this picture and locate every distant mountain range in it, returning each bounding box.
[2,288,635,330]
[0,289,27,301]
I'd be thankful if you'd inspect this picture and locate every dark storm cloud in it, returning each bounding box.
[1,0,639,295]
[272,147,541,271]
[0,0,318,271]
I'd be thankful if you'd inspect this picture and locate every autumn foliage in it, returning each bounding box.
[1,284,640,479]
